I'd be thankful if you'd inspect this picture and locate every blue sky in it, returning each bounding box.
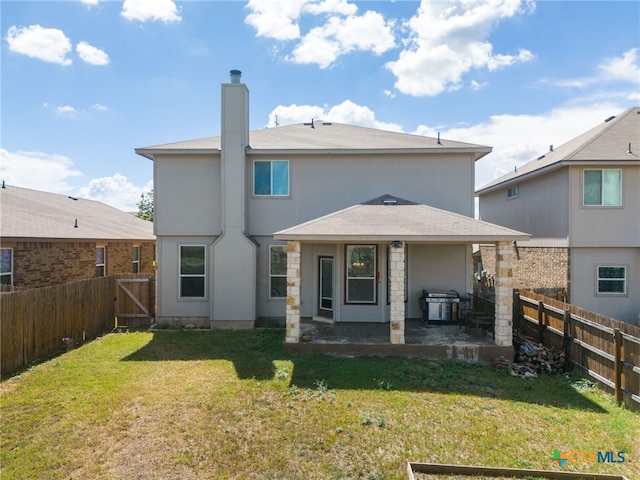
[1,0,638,211]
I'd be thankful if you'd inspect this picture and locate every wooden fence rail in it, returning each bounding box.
[514,290,640,411]
[1,274,154,378]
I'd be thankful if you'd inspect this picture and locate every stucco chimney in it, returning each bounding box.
[213,69,256,323]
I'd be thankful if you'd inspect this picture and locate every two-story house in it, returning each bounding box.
[136,70,528,348]
[476,107,640,324]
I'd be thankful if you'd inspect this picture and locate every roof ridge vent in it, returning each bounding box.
[382,199,398,205]
[604,115,616,122]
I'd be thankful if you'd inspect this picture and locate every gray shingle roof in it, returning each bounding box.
[136,121,492,160]
[274,194,529,242]
[1,185,155,241]
[477,107,640,194]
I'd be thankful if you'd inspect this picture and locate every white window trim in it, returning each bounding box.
[583,168,622,207]
[269,245,287,300]
[96,246,106,277]
[253,160,290,197]
[507,185,519,199]
[596,265,627,296]
[179,244,207,299]
[1,248,13,286]
[132,245,140,273]
[345,244,377,304]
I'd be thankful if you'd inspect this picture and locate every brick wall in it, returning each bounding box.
[2,240,155,289]
[479,244,570,295]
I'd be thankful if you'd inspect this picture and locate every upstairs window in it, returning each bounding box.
[96,246,106,277]
[269,245,287,298]
[254,160,289,196]
[132,245,140,273]
[584,169,621,206]
[180,245,206,298]
[597,266,626,294]
[507,185,519,199]
[0,248,13,286]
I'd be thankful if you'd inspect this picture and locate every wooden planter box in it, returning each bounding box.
[407,462,629,480]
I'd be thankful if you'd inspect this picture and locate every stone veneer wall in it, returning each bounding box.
[389,244,406,344]
[3,240,155,289]
[479,245,570,295]
[285,241,301,343]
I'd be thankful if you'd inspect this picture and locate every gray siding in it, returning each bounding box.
[154,155,222,236]
[479,168,568,239]
[247,153,476,235]
[571,247,640,324]
[569,166,640,247]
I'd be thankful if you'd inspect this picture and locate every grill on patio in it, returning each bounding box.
[419,290,459,323]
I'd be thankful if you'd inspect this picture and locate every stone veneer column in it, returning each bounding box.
[285,241,301,343]
[389,243,406,344]
[494,241,513,346]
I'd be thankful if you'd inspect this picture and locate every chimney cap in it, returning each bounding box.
[230,69,242,83]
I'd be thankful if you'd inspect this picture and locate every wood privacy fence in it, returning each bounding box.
[1,274,155,378]
[515,290,640,411]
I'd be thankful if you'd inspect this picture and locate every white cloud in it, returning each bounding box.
[56,105,77,115]
[267,99,402,132]
[413,102,627,188]
[246,0,395,68]
[245,0,306,40]
[0,149,82,193]
[5,25,72,66]
[76,41,110,66]
[121,0,181,23]
[386,0,535,96]
[290,10,395,68]
[91,103,109,111]
[598,48,639,84]
[80,0,99,5]
[76,174,153,212]
[544,49,640,89]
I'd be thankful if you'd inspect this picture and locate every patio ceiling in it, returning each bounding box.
[274,195,530,243]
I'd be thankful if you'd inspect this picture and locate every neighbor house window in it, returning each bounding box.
[180,245,206,298]
[96,246,106,277]
[0,248,13,286]
[132,245,140,273]
[346,245,377,304]
[507,185,519,199]
[269,245,287,298]
[584,169,621,206]
[597,266,626,294]
[254,160,289,196]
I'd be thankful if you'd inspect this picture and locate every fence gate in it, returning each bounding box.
[115,277,155,328]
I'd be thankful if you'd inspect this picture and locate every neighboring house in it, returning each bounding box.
[136,70,528,347]
[476,107,640,324]
[0,184,156,289]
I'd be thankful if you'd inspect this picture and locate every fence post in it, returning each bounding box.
[613,328,623,404]
[537,301,545,343]
[562,309,572,371]
[513,289,521,333]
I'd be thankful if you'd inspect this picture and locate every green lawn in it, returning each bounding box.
[1,329,638,480]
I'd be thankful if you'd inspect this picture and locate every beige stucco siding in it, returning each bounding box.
[568,166,640,247]
[479,168,569,240]
[154,155,221,236]
[248,153,476,236]
[156,236,215,325]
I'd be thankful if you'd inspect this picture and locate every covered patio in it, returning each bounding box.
[274,195,529,359]
[282,318,508,362]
